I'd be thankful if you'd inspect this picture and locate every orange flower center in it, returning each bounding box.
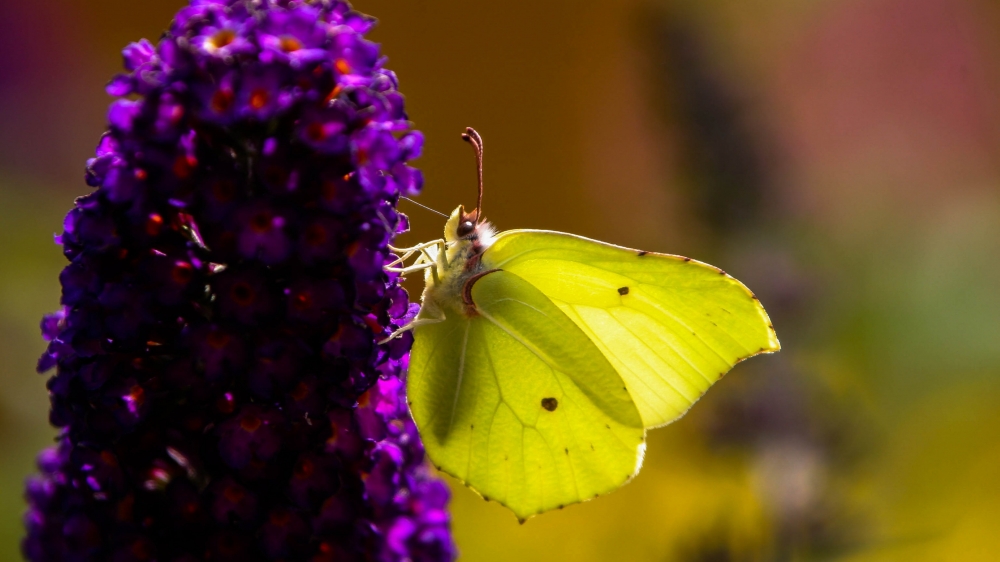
[240,414,262,433]
[209,29,236,50]
[211,89,234,113]
[279,36,303,52]
[249,88,269,110]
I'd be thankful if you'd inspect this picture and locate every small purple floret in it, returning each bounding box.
[24,1,454,560]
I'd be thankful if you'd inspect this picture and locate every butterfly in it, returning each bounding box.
[385,128,779,522]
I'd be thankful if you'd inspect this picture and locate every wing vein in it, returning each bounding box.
[630,293,732,376]
[537,423,581,504]
[610,305,715,388]
[521,426,529,515]
[478,306,562,376]
[481,340,506,499]
[449,320,472,432]
[470,398,502,490]
[481,325,531,428]
[570,304,694,403]
[642,287,759,356]
[420,320,467,430]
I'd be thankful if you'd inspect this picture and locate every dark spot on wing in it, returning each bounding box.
[590,443,594,451]
[683,257,692,262]
[564,448,569,455]
[710,321,717,327]
[541,397,558,411]
[717,268,726,275]
[618,286,629,296]
[505,455,509,461]
[483,496,490,502]
[751,293,759,300]
[470,424,474,430]
[637,251,648,256]
[558,504,564,510]
[605,424,611,429]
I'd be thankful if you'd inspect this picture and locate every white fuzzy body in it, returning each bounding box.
[415,206,496,321]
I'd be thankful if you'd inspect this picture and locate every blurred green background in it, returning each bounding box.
[3,0,1000,560]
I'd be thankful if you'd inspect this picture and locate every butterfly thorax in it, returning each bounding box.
[418,205,497,319]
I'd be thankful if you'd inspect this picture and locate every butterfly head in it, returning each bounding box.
[453,205,479,239]
[444,205,494,246]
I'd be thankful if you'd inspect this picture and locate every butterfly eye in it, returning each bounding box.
[457,220,476,238]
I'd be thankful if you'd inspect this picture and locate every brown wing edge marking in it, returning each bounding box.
[461,268,503,315]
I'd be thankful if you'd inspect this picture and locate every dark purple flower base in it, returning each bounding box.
[23,1,454,560]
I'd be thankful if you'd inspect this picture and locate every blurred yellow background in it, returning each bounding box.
[3,0,1000,560]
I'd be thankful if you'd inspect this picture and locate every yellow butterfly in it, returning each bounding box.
[386,128,779,521]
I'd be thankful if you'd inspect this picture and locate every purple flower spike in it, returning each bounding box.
[24,2,455,561]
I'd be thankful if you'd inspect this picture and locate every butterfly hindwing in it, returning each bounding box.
[483,230,780,429]
[408,270,645,520]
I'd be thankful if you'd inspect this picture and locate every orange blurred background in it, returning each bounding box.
[2,1,1000,560]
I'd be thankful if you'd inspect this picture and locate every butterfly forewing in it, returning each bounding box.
[408,270,645,520]
[483,230,780,429]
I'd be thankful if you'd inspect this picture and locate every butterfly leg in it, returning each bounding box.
[386,240,450,275]
[384,260,436,275]
[387,240,445,267]
[385,249,434,274]
[388,240,443,255]
[378,305,446,344]
[386,240,451,276]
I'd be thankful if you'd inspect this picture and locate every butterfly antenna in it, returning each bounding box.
[461,127,484,223]
[400,196,448,218]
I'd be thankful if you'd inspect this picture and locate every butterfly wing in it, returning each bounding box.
[483,230,780,429]
[408,270,645,521]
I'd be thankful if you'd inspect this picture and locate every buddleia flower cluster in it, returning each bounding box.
[23,1,454,560]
